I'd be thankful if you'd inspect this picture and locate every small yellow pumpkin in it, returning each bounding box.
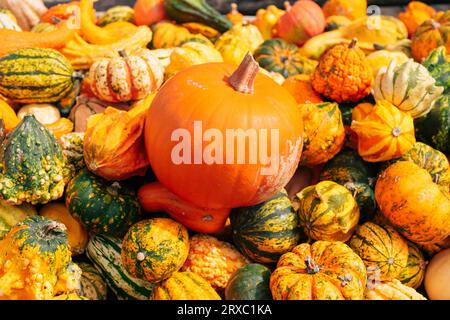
[366,50,409,77]
[0,98,19,133]
[254,4,285,40]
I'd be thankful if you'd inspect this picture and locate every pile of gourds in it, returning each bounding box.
[0,0,449,301]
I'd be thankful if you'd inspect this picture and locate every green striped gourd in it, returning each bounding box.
[422,46,449,94]
[0,9,21,31]
[77,262,108,300]
[415,94,450,155]
[230,190,302,264]
[31,22,57,33]
[0,48,77,104]
[398,241,427,289]
[86,234,155,300]
[97,6,135,26]
[0,115,73,205]
[293,181,360,242]
[373,58,444,118]
[225,264,273,300]
[319,150,376,222]
[349,222,409,281]
[254,38,318,78]
[65,169,141,237]
[0,200,37,239]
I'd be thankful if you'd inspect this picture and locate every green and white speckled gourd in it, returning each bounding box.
[0,114,73,205]
[373,58,444,118]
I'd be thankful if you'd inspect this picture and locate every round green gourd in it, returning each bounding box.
[422,46,449,94]
[254,38,318,78]
[415,95,450,155]
[318,150,376,222]
[230,190,302,264]
[65,169,141,237]
[225,263,272,300]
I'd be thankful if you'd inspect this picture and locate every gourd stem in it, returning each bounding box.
[284,1,291,11]
[391,127,401,137]
[349,38,358,49]
[118,49,128,59]
[228,52,259,94]
[305,256,320,274]
[230,3,238,14]
[430,20,440,29]
[72,71,84,80]
[43,221,66,237]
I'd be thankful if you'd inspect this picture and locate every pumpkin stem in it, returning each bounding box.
[228,52,259,94]
[72,71,84,81]
[349,38,358,49]
[230,3,238,14]
[107,182,121,197]
[284,1,291,11]
[305,256,320,274]
[51,16,62,24]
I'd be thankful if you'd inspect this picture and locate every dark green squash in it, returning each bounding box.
[318,150,376,222]
[0,114,72,205]
[230,189,302,264]
[415,94,450,155]
[422,46,449,94]
[164,0,232,33]
[254,38,318,78]
[65,169,141,237]
[225,264,272,300]
[56,78,81,117]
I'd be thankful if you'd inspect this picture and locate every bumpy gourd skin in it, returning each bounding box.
[312,41,373,102]
[0,215,81,300]
[0,115,73,205]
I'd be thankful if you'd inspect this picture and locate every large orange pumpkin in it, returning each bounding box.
[274,0,326,46]
[144,53,303,210]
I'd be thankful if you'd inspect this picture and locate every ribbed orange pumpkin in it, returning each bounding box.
[89,48,164,103]
[84,107,149,181]
[411,11,450,62]
[144,53,303,210]
[274,0,326,46]
[323,0,367,20]
[350,100,416,162]
[270,241,367,300]
[375,161,450,246]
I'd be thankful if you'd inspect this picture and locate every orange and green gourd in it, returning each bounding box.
[0,215,81,300]
[349,222,409,281]
[254,38,318,78]
[65,169,141,237]
[0,114,73,205]
[153,271,221,300]
[293,181,360,242]
[121,218,190,283]
[230,189,302,264]
[311,39,373,103]
[398,241,427,289]
[270,241,367,300]
[299,102,345,166]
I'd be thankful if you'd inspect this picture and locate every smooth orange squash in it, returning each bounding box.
[0,19,76,57]
[134,0,167,26]
[138,182,230,234]
[80,0,137,45]
[0,99,19,133]
[145,53,303,209]
[41,1,83,24]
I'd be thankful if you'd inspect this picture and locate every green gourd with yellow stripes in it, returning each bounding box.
[0,48,77,104]
[230,190,302,264]
[398,241,427,289]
